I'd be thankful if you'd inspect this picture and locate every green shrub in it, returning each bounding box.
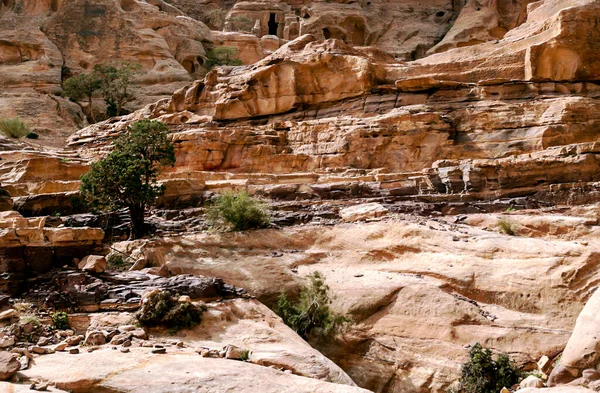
[202,46,243,75]
[275,272,348,339]
[240,349,250,361]
[0,118,30,138]
[51,311,70,330]
[20,315,40,326]
[456,343,520,393]
[25,132,39,139]
[208,190,271,231]
[137,291,203,332]
[107,253,128,271]
[497,217,517,236]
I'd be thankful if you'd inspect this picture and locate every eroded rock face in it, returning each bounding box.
[0,0,211,145]
[2,1,600,392]
[549,287,600,386]
[0,210,104,294]
[141,35,387,122]
[391,0,600,83]
[111,215,600,393]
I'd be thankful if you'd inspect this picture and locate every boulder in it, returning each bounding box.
[340,203,388,222]
[84,331,107,346]
[224,345,247,360]
[0,352,19,381]
[0,309,17,321]
[520,375,544,389]
[538,355,553,375]
[0,336,15,349]
[549,287,600,386]
[78,256,107,273]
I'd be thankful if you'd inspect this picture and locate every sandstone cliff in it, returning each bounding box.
[2,0,600,393]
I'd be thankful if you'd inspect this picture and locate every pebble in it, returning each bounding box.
[53,342,68,352]
[151,348,166,354]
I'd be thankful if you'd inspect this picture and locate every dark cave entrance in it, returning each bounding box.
[268,13,278,36]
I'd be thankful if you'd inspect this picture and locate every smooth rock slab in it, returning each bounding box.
[21,348,372,393]
[0,382,68,392]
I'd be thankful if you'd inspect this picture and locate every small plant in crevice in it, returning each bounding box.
[106,253,130,271]
[274,271,349,340]
[497,217,517,236]
[201,46,243,75]
[240,349,250,361]
[136,290,204,332]
[51,311,70,330]
[452,343,521,393]
[20,315,40,327]
[207,190,271,231]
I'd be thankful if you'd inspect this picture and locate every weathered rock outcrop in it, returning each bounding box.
[391,0,600,83]
[0,0,212,145]
[549,287,600,386]
[112,214,600,392]
[3,1,600,393]
[0,210,104,294]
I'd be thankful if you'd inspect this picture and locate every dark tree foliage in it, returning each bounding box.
[80,120,175,239]
[63,62,141,122]
[94,62,141,117]
[62,72,102,122]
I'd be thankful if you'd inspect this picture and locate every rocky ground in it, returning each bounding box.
[3,0,600,392]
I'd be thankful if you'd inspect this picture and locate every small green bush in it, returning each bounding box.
[25,132,39,139]
[456,343,520,393]
[202,46,243,75]
[275,271,348,339]
[51,311,70,330]
[0,118,30,138]
[208,191,271,231]
[497,217,517,236]
[240,349,250,361]
[21,315,40,326]
[107,254,126,270]
[137,291,203,332]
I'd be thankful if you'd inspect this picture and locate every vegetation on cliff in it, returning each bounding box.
[208,190,271,231]
[0,118,30,138]
[137,290,204,332]
[80,120,175,239]
[62,62,141,122]
[202,46,243,75]
[454,343,521,393]
[275,272,348,339]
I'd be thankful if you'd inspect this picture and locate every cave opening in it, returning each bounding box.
[268,13,278,36]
